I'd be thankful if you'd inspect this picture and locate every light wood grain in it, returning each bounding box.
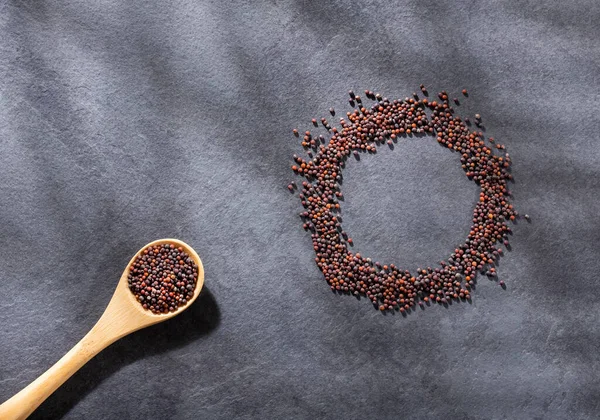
[0,238,204,420]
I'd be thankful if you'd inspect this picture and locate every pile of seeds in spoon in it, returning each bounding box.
[290,87,517,312]
[128,243,198,314]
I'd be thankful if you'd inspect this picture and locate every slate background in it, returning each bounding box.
[1,0,599,419]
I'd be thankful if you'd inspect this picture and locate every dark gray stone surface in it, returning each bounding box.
[1,0,599,418]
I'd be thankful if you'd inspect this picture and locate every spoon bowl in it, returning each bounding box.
[0,238,204,420]
[104,238,205,336]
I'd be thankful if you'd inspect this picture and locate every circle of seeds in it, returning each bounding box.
[128,243,199,314]
[290,88,517,312]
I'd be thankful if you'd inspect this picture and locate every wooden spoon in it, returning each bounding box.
[0,238,204,420]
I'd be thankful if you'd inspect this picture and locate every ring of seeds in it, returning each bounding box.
[290,88,517,312]
[128,243,199,315]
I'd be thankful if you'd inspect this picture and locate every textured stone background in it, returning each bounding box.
[1,1,599,419]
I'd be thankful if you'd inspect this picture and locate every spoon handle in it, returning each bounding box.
[0,319,116,420]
